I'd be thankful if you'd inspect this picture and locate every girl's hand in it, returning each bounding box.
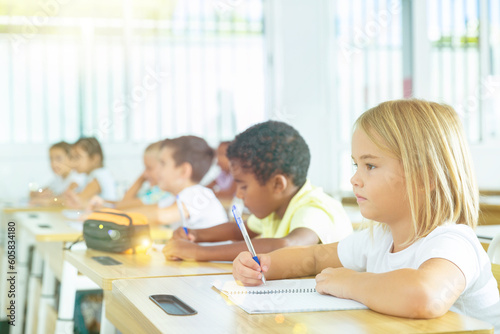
[232,251,270,286]
[315,267,358,299]
[171,227,196,242]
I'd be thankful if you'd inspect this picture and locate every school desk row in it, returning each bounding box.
[1,206,499,334]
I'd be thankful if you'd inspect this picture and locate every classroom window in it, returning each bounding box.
[427,0,500,143]
[0,0,266,145]
[334,0,404,192]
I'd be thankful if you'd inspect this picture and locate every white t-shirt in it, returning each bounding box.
[158,185,228,229]
[47,170,86,195]
[86,167,117,201]
[338,224,500,331]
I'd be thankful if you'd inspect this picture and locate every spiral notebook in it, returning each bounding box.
[212,278,367,314]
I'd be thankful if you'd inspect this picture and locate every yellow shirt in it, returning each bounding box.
[247,180,353,244]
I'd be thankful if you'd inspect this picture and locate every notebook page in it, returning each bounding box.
[212,279,367,314]
[213,278,317,295]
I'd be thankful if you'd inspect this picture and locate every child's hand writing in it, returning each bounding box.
[171,227,196,242]
[232,251,270,286]
[315,267,359,300]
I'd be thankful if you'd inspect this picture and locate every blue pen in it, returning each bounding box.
[176,195,189,235]
[231,205,266,285]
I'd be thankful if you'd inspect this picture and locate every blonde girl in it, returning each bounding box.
[232,99,500,330]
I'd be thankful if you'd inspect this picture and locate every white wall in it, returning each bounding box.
[470,145,500,190]
[266,0,340,195]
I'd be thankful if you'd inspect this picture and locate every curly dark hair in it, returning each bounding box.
[226,121,310,187]
[161,136,215,183]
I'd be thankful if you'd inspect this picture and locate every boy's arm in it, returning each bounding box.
[76,179,101,203]
[116,198,144,210]
[66,182,79,192]
[171,222,253,242]
[157,204,182,225]
[125,205,161,224]
[122,173,145,201]
[316,258,465,318]
[63,180,101,208]
[163,227,323,262]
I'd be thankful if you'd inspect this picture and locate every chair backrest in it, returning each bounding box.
[487,232,500,264]
[492,263,500,293]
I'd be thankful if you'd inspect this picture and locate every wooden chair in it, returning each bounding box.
[487,233,500,292]
[492,263,500,293]
[488,233,500,264]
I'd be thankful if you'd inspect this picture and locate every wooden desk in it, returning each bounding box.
[479,203,500,226]
[63,247,232,334]
[14,211,82,242]
[64,248,232,290]
[2,205,64,214]
[107,275,493,334]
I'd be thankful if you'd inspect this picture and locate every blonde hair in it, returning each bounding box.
[355,99,479,243]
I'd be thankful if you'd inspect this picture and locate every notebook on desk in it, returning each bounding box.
[212,278,367,314]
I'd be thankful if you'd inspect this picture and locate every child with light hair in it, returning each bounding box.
[233,99,500,331]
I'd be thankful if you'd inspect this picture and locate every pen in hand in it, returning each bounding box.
[176,195,189,236]
[231,205,266,285]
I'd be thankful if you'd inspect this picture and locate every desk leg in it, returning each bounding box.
[54,259,100,334]
[36,260,56,334]
[100,300,116,334]
[54,260,78,334]
[11,228,33,334]
[25,247,42,334]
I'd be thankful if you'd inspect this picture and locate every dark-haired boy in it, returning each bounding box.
[134,135,228,229]
[163,121,352,261]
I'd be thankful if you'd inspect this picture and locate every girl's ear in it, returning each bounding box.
[272,174,288,194]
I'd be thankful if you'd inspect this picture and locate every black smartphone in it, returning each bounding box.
[149,295,197,316]
[91,256,122,266]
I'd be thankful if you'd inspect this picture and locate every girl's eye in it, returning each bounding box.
[352,163,358,170]
[366,164,375,170]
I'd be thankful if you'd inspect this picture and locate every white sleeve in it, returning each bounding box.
[415,228,480,290]
[70,172,87,189]
[337,228,372,272]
